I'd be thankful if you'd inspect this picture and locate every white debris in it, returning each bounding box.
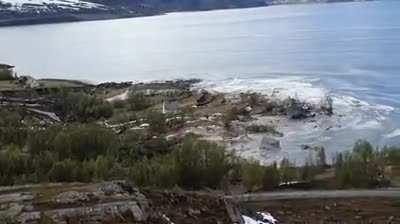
[258,212,278,224]
[242,215,259,224]
[27,108,61,122]
[104,120,136,128]
[162,214,175,224]
[245,106,253,112]
[139,123,150,128]
[185,120,196,124]
[242,212,278,224]
[166,134,176,141]
[384,129,400,139]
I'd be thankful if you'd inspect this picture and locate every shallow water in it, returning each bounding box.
[1,0,400,159]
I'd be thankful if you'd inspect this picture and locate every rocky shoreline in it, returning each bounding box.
[100,78,334,166]
[0,11,161,27]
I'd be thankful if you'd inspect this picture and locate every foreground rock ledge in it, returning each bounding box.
[0,181,243,224]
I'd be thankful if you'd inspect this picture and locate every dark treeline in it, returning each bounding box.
[89,0,268,11]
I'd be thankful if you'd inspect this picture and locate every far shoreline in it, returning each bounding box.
[0,0,373,28]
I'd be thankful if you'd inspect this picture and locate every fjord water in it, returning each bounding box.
[1,0,400,161]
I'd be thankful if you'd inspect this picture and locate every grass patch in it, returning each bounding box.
[0,70,14,81]
[246,124,283,137]
[391,200,400,208]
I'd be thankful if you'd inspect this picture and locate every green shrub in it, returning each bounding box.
[76,160,96,182]
[240,160,265,191]
[54,90,113,122]
[129,155,178,188]
[47,157,110,183]
[245,124,282,136]
[262,163,281,190]
[118,130,146,163]
[147,110,167,135]
[382,146,400,165]
[28,125,61,154]
[353,140,375,162]
[143,136,170,156]
[52,124,118,161]
[48,159,79,182]
[127,92,151,111]
[316,147,327,167]
[174,137,231,189]
[0,69,14,81]
[334,140,385,188]
[0,109,27,147]
[299,162,318,182]
[94,156,113,180]
[0,145,32,185]
[32,151,57,181]
[129,136,232,190]
[112,99,126,109]
[38,214,56,224]
[239,160,284,191]
[280,158,297,183]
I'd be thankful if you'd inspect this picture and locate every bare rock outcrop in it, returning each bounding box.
[0,181,242,224]
[260,136,281,152]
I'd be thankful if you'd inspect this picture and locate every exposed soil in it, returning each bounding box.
[143,189,237,224]
[245,198,400,224]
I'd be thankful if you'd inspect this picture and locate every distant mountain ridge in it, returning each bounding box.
[0,0,372,26]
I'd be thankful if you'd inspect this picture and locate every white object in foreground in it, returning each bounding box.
[242,212,278,224]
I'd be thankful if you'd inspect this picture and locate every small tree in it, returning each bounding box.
[94,156,112,180]
[48,159,78,182]
[0,109,27,147]
[334,140,385,188]
[53,124,118,161]
[147,110,167,135]
[280,158,297,183]
[54,90,113,122]
[316,147,327,167]
[240,160,265,191]
[262,162,281,190]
